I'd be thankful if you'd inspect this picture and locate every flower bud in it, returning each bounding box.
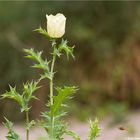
[46,13,66,38]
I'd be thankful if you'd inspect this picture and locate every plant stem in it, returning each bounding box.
[50,54,56,106]
[50,43,56,138]
[26,111,29,140]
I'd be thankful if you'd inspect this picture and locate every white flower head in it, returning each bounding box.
[46,13,66,38]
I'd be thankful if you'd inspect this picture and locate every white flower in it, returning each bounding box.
[46,13,66,38]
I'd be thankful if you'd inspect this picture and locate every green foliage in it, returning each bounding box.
[2,79,40,140]
[65,130,80,140]
[23,80,40,102]
[26,120,36,131]
[2,86,24,109]
[41,111,67,140]
[3,117,21,140]
[24,38,75,82]
[24,27,81,140]
[24,48,52,80]
[2,80,40,112]
[58,39,75,59]
[24,48,50,72]
[34,26,49,38]
[52,86,78,115]
[87,118,101,140]
[41,86,78,139]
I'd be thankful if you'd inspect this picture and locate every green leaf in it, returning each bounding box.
[34,26,49,38]
[21,80,40,112]
[52,86,78,115]
[24,48,42,62]
[58,39,75,59]
[87,118,101,140]
[65,130,80,140]
[3,117,13,131]
[41,111,51,121]
[40,72,53,80]
[26,120,36,130]
[2,80,40,113]
[3,117,21,140]
[24,48,51,79]
[54,111,67,120]
[2,85,29,112]
[2,85,23,107]
[23,80,40,101]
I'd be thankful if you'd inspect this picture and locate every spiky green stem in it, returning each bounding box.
[50,40,56,138]
[50,54,56,106]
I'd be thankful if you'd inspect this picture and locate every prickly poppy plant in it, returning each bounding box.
[2,13,101,140]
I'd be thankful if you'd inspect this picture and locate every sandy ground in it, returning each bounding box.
[1,112,140,140]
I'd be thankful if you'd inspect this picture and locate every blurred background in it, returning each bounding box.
[1,1,140,133]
